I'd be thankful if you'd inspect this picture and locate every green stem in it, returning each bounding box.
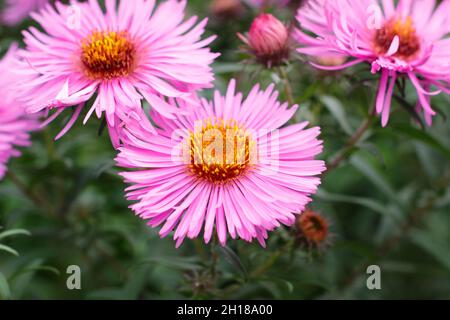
[210,236,219,280]
[278,66,294,106]
[252,240,292,278]
[252,251,283,278]
[194,239,208,262]
[326,115,374,173]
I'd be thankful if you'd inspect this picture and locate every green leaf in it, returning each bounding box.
[393,95,426,128]
[299,82,320,102]
[19,265,61,277]
[316,189,395,217]
[409,231,450,270]
[0,272,11,300]
[382,261,417,274]
[123,267,148,300]
[9,260,60,282]
[259,280,282,299]
[280,279,294,294]
[359,142,386,168]
[213,62,254,75]
[218,246,248,280]
[414,143,441,179]
[0,244,19,256]
[392,124,450,160]
[0,229,31,241]
[137,256,202,271]
[350,154,402,207]
[95,160,116,178]
[9,259,48,299]
[320,95,353,135]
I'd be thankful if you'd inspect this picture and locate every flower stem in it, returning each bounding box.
[210,236,219,280]
[278,66,294,106]
[326,115,374,173]
[194,239,208,262]
[252,239,293,278]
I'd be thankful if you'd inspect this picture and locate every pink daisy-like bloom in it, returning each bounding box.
[116,80,325,247]
[0,45,39,179]
[16,0,218,145]
[295,0,450,126]
[0,0,48,26]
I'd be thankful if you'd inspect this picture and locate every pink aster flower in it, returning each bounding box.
[16,0,218,145]
[295,0,450,126]
[0,45,39,180]
[116,80,325,247]
[0,0,48,26]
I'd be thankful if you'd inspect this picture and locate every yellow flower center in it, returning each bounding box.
[81,31,136,80]
[374,16,421,60]
[187,119,256,184]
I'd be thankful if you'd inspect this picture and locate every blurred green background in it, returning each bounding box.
[1,0,450,299]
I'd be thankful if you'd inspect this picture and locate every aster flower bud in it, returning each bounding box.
[247,0,290,9]
[313,55,348,76]
[314,55,347,68]
[211,0,243,20]
[238,13,290,68]
[295,209,330,250]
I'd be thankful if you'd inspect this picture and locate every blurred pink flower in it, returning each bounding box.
[0,0,48,26]
[116,80,325,247]
[0,45,39,180]
[16,0,218,145]
[238,13,290,67]
[295,0,450,126]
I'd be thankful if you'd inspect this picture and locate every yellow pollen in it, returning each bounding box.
[374,16,421,61]
[187,118,256,184]
[81,31,136,80]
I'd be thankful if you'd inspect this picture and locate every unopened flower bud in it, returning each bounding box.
[238,13,290,68]
[314,55,347,67]
[247,0,290,9]
[211,0,243,20]
[296,209,330,249]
